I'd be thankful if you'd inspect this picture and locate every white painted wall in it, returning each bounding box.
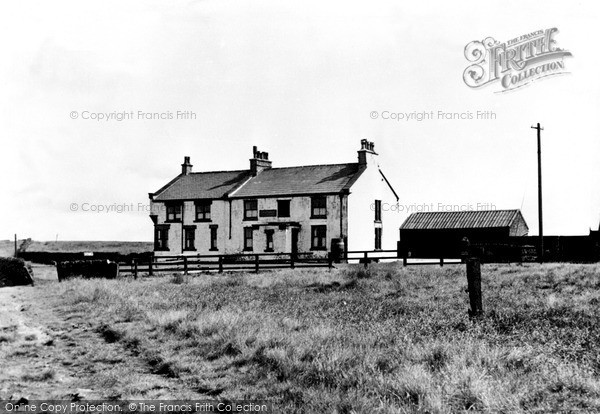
[347,152,400,251]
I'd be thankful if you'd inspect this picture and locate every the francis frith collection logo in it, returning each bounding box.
[463,28,572,92]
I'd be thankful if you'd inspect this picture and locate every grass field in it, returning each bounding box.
[22,240,153,254]
[0,239,153,257]
[36,262,600,413]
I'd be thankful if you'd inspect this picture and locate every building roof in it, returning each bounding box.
[230,163,364,198]
[153,170,251,201]
[400,210,526,230]
[152,163,368,200]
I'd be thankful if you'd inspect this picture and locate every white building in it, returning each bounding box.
[148,140,399,256]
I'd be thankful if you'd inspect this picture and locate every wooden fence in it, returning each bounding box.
[117,248,467,278]
[118,252,334,277]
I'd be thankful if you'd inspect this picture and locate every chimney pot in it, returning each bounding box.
[181,156,193,175]
[250,146,272,175]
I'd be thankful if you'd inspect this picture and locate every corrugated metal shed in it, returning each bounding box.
[401,210,525,230]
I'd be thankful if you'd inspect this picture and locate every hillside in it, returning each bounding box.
[21,240,153,254]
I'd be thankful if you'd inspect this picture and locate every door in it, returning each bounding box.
[291,228,299,259]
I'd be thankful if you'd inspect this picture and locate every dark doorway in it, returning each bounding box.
[291,228,299,259]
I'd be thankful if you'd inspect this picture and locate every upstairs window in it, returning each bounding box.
[277,200,291,218]
[374,200,382,222]
[244,200,258,220]
[311,196,327,218]
[195,201,211,221]
[166,203,182,222]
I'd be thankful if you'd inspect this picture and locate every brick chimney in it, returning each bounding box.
[250,146,272,176]
[357,139,377,166]
[181,156,193,175]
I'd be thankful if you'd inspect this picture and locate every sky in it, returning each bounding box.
[1,0,598,241]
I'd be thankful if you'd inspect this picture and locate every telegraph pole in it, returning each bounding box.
[531,123,544,262]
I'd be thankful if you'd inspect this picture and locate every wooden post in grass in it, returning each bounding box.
[363,251,368,269]
[183,256,188,275]
[133,259,138,280]
[255,254,259,273]
[218,255,223,273]
[290,252,295,269]
[148,257,153,276]
[462,237,483,317]
[328,252,333,270]
[440,257,444,267]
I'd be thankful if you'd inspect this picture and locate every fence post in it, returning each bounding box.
[133,259,138,280]
[290,252,295,269]
[462,237,483,318]
[328,252,333,270]
[255,254,259,273]
[149,257,153,276]
[218,255,223,273]
[403,256,407,266]
[466,257,483,317]
[363,251,368,269]
[440,257,444,267]
[184,256,188,275]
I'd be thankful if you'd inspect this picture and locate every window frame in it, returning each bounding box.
[311,196,327,219]
[277,199,291,218]
[194,200,212,222]
[244,199,258,221]
[374,199,382,222]
[154,225,170,251]
[166,203,182,222]
[210,225,218,251]
[183,225,196,251]
[311,225,327,250]
[375,227,382,250]
[243,227,254,251]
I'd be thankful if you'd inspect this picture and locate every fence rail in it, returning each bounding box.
[118,252,335,277]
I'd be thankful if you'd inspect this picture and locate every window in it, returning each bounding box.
[374,199,382,222]
[311,196,327,218]
[311,225,327,250]
[277,200,290,218]
[166,203,182,222]
[244,200,258,220]
[183,226,196,251]
[154,225,169,251]
[210,225,218,251]
[375,227,382,250]
[265,230,274,252]
[244,227,254,251]
[195,201,211,221]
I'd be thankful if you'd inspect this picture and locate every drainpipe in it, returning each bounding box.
[339,194,344,239]
[229,200,232,240]
[181,201,185,254]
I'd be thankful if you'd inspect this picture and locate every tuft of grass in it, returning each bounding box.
[21,369,55,382]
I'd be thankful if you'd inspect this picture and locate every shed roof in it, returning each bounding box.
[400,210,526,230]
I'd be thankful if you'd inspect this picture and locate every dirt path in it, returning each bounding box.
[0,265,197,400]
